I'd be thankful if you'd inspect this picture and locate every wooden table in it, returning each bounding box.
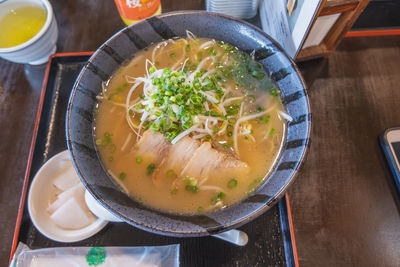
[1,1,400,266]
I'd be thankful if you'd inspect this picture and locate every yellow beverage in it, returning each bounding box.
[0,6,47,48]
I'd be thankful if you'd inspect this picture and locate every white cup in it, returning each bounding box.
[0,0,58,65]
[84,190,124,223]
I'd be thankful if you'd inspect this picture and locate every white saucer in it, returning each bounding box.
[27,150,108,243]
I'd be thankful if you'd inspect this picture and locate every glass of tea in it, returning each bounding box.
[0,0,58,65]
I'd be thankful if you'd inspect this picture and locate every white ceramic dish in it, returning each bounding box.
[0,0,58,65]
[27,150,107,243]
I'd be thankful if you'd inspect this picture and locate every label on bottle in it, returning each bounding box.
[114,0,160,21]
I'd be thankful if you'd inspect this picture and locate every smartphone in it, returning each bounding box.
[380,127,400,193]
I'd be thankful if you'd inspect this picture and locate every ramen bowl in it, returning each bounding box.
[66,11,310,237]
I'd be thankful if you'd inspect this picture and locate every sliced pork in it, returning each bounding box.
[152,136,200,187]
[181,142,249,185]
[134,129,171,165]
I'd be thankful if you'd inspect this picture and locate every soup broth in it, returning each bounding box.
[94,36,287,214]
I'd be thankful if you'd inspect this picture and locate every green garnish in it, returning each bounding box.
[108,156,114,162]
[117,86,123,92]
[211,191,226,205]
[227,178,238,188]
[263,115,271,124]
[94,109,99,115]
[166,169,177,179]
[104,132,112,143]
[146,163,156,175]
[197,206,204,212]
[183,176,198,193]
[251,70,265,80]
[130,41,277,143]
[136,157,143,164]
[244,136,249,140]
[185,185,199,193]
[95,139,102,145]
[269,128,275,136]
[270,88,279,96]
[221,141,234,149]
[129,109,133,115]
[206,46,217,56]
[119,172,126,180]
[183,176,198,186]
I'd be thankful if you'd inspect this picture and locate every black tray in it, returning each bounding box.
[11,54,297,267]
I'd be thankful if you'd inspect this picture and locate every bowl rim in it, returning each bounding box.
[67,10,311,236]
[0,0,53,53]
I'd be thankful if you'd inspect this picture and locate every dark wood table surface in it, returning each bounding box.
[1,1,400,266]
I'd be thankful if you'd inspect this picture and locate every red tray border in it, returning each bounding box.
[8,51,299,266]
[8,52,93,264]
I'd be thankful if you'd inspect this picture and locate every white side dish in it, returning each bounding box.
[49,197,92,230]
[28,150,107,242]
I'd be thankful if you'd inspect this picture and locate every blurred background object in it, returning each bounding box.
[206,0,259,19]
[114,0,162,25]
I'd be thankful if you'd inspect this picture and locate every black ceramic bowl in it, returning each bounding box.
[66,11,311,237]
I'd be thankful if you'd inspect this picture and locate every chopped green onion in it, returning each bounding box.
[270,88,279,96]
[263,115,271,124]
[95,139,102,145]
[166,169,177,179]
[217,192,226,199]
[251,71,265,80]
[119,172,126,180]
[183,176,198,186]
[185,185,198,193]
[170,52,176,57]
[117,87,123,92]
[146,163,156,175]
[136,157,143,164]
[108,156,114,162]
[211,191,226,205]
[227,178,238,188]
[269,128,275,136]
